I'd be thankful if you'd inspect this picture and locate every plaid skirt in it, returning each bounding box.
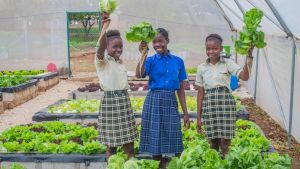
[139,90,183,155]
[98,90,138,147]
[202,86,236,139]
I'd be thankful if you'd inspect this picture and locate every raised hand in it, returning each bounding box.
[139,41,148,54]
[100,12,111,30]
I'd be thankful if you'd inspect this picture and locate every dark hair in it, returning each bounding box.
[205,34,223,44]
[156,28,169,40]
[106,30,121,41]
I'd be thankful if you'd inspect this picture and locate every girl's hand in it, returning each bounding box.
[101,12,109,20]
[101,12,111,27]
[193,83,200,90]
[139,41,148,54]
[183,114,190,130]
[197,118,202,133]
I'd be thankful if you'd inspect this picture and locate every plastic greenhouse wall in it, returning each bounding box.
[0,0,99,71]
[241,36,296,138]
[227,0,300,142]
[107,0,235,70]
[294,41,300,142]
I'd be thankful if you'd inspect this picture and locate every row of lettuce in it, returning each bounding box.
[107,120,291,169]
[47,96,241,114]
[0,76,29,88]
[0,68,197,89]
[0,120,291,168]
[0,70,46,88]
[0,70,46,76]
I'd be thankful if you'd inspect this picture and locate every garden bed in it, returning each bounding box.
[0,119,282,169]
[0,153,159,169]
[187,74,196,81]
[69,90,197,100]
[0,70,46,76]
[32,99,249,122]
[0,121,106,169]
[0,92,3,114]
[242,98,300,169]
[0,154,106,169]
[0,79,38,109]
[34,72,59,92]
[25,72,58,80]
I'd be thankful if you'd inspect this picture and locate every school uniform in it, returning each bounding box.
[95,55,138,147]
[195,57,242,139]
[139,51,187,155]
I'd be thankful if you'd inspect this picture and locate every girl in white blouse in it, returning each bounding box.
[195,34,252,158]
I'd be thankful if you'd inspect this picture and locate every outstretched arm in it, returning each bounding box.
[177,81,190,129]
[95,12,110,60]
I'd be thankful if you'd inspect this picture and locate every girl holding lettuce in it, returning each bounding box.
[136,28,190,168]
[195,34,252,158]
[95,12,138,161]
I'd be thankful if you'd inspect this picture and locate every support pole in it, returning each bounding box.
[265,0,295,147]
[288,39,297,147]
[66,12,72,78]
[254,49,260,102]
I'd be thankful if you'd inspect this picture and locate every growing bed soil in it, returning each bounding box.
[242,98,300,169]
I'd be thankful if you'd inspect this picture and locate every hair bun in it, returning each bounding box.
[206,34,223,43]
[106,30,120,38]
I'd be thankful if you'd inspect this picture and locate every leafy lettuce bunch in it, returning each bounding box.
[99,0,117,14]
[126,22,157,43]
[233,8,267,55]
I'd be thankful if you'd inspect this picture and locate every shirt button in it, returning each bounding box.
[166,70,169,72]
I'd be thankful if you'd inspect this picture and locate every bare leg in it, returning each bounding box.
[153,155,165,169]
[175,153,181,157]
[153,154,162,161]
[106,146,117,162]
[123,142,135,159]
[209,138,220,152]
[220,139,231,159]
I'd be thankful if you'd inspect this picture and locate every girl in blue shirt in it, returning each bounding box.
[136,28,190,168]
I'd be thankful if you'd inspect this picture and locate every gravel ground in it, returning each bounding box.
[0,80,83,131]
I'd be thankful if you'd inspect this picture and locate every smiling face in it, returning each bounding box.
[152,33,169,55]
[107,38,123,60]
[205,40,223,62]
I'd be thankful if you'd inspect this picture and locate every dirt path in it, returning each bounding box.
[0,80,83,131]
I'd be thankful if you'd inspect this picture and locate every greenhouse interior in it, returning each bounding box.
[0,0,299,168]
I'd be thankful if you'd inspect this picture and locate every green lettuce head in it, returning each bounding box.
[99,0,117,14]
